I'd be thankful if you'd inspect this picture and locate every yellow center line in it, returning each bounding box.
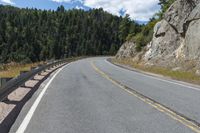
[90,61,200,133]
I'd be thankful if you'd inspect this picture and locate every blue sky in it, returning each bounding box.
[0,0,160,21]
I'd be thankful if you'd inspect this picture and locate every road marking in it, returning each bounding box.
[91,61,200,133]
[105,59,200,92]
[16,63,70,133]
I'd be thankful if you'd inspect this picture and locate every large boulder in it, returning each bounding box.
[145,20,181,61]
[184,3,200,60]
[164,0,195,35]
[145,0,200,67]
[184,19,200,60]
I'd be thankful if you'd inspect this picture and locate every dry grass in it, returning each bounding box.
[112,58,200,85]
[0,56,87,78]
[0,62,43,78]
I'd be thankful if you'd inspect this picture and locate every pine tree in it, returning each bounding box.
[119,14,131,42]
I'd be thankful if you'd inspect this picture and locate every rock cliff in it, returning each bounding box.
[116,0,200,70]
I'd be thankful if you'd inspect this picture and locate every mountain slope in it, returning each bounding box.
[116,0,200,71]
[0,5,135,63]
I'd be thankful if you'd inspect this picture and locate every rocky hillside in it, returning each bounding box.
[116,0,200,70]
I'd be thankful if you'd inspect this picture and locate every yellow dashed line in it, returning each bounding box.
[91,61,200,133]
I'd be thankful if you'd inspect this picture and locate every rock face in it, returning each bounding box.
[184,3,200,60]
[164,0,195,35]
[116,41,144,62]
[144,19,183,63]
[116,0,200,69]
[115,42,137,59]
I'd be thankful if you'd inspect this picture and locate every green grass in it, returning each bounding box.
[112,58,200,85]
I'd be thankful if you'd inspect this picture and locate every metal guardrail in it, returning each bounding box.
[0,59,67,102]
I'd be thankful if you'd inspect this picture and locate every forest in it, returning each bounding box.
[0,5,140,63]
[0,0,174,64]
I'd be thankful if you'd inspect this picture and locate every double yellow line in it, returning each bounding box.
[91,61,200,133]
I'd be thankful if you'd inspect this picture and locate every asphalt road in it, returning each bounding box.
[10,57,200,133]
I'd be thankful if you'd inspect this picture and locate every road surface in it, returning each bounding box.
[11,57,200,133]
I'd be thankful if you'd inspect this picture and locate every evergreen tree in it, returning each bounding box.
[119,14,131,42]
[0,5,139,63]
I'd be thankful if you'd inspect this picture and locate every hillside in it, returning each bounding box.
[116,0,200,72]
[0,5,140,64]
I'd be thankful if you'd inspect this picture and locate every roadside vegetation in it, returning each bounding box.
[0,1,173,64]
[0,0,176,78]
[0,56,87,78]
[0,5,141,64]
[0,62,42,78]
[112,58,200,85]
[0,4,142,78]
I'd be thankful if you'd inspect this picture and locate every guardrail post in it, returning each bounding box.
[0,58,75,102]
[31,66,37,70]
[20,70,29,87]
[0,78,11,101]
[30,67,37,80]
[0,77,13,88]
[20,70,29,75]
[38,64,44,75]
[38,64,43,67]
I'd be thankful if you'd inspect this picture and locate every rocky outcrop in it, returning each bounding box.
[144,19,183,62]
[116,0,200,69]
[116,41,145,62]
[164,0,195,35]
[184,3,200,60]
[116,42,137,59]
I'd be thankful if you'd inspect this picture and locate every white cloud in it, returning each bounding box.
[83,0,160,21]
[52,0,83,3]
[75,5,84,9]
[0,0,14,5]
[51,0,160,21]
[52,0,71,2]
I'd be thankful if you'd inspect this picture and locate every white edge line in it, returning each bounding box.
[104,59,200,92]
[16,63,70,133]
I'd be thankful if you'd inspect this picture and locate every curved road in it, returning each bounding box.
[10,57,200,133]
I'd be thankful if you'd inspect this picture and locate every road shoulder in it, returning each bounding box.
[107,58,200,91]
